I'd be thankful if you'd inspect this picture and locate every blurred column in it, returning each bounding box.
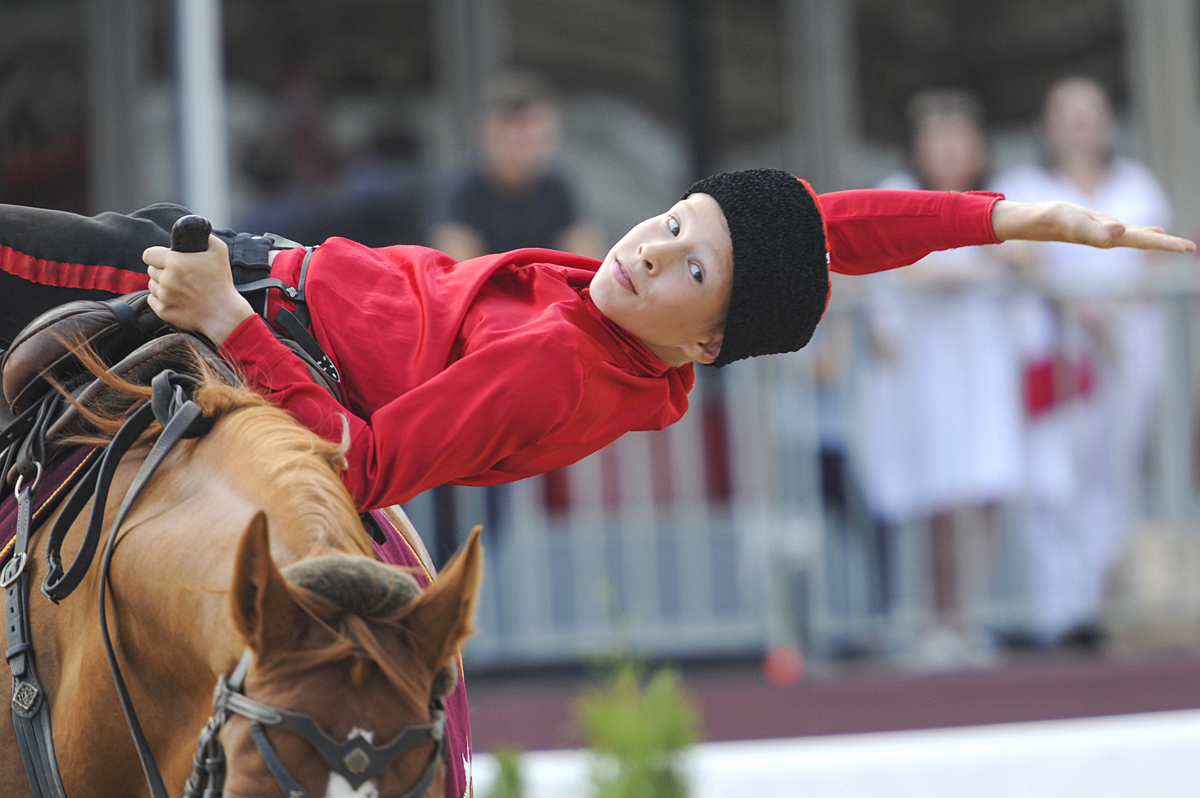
[430,0,510,558]
[1124,0,1200,526]
[85,0,141,213]
[175,0,230,225]
[783,0,858,192]
[677,0,712,181]
[434,0,511,161]
[1123,0,1200,237]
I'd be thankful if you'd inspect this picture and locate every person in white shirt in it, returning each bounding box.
[993,76,1172,645]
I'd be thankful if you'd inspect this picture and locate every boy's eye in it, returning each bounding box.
[690,263,703,283]
[667,217,680,236]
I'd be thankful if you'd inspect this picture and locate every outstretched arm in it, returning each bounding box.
[991,200,1195,252]
[820,189,1195,276]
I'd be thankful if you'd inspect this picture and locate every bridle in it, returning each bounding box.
[2,368,447,798]
[185,651,446,798]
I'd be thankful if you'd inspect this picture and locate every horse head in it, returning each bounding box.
[220,512,481,798]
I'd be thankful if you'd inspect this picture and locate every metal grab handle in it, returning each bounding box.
[170,214,212,253]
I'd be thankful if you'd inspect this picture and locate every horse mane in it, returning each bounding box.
[58,341,368,557]
[268,555,458,702]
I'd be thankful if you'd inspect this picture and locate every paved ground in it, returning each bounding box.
[465,648,1200,751]
[472,708,1200,798]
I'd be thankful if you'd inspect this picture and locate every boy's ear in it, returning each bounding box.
[683,336,723,365]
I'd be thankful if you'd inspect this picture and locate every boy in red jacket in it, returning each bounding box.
[1,170,1192,509]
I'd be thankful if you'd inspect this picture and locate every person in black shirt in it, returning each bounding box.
[429,72,605,260]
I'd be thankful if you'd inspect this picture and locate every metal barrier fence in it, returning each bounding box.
[404,270,1200,669]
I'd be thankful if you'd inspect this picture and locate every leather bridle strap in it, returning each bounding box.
[90,370,214,798]
[196,650,448,798]
[232,695,446,798]
[40,390,173,604]
[249,722,310,798]
[3,393,70,798]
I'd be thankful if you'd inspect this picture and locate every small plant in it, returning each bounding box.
[481,747,525,798]
[575,662,701,798]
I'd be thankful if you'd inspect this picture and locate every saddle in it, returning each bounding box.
[2,291,165,417]
[0,289,341,429]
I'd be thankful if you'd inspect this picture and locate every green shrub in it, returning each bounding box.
[481,747,524,798]
[575,662,701,798]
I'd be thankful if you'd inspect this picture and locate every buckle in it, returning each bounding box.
[13,462,43,499]
[0,552,27,589]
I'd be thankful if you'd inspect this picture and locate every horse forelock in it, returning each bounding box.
[282,555,423,617]
[264,555,459,704]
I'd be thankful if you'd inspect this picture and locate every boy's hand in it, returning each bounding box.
[992,200,1196,253]
[143,235,255,346]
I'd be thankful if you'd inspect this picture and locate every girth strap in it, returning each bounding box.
[6,369,214,798]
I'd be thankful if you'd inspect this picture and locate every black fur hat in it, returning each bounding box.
[683,168,829,367]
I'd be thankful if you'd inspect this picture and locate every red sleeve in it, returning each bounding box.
[220,314,586,510]
[818,189,1004,275]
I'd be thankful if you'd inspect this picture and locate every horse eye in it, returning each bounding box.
[668,217,680,236]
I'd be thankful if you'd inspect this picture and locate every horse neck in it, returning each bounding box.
[108,419,364,693]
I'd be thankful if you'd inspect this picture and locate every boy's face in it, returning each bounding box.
[590,192,733,367]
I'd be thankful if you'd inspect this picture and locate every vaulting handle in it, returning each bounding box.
[170,214,212,253]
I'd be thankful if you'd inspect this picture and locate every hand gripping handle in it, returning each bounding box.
[170,214,212,253]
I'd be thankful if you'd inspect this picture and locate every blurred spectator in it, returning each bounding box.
[815,279,896,655]
[994,76,1171,646]
[428,71,605,260]
[854,90,1022,667]
[239,69,425,247]
[427,71,604,558]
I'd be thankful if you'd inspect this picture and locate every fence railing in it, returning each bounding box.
[402,270,1200,669]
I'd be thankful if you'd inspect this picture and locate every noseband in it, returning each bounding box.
[186,651,447,798]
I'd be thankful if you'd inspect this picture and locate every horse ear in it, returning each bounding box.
[230,511,303,653]
[402,525,483,674]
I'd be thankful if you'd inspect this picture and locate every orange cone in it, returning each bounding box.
[763,646,805,686]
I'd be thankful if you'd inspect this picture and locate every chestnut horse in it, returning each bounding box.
[0,354,480,798]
